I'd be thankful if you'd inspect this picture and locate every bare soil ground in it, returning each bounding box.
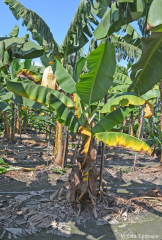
[0,133,162,239]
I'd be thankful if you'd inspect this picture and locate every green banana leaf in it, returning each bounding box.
[121,24,141,42]
[5,0,61,57]
[10,25,19,37]
[128,33,162,95]
[61,0,100,56]
[75,57,87,83]
[100,95,145,113]
[111,35,142,60]
[0,166,8,174]
[7,81,74,108]
[5,37,44,59]
[95,132,151,155]
[0,37,44,69]
[49,94,80,133]
[94,1,146,40]
[113,72,132,84]
[147,0,162,32]
[0,87,43,110]
[51,60,76,94]
[14,95,43,109]
[116,0,133,2]
[92,107,133,135]
[141,90,160,101]
[111,85,129,93]
[91,0,108,18]
[20,59,32,70]
[0,101,11,111]
[76,40,115,105]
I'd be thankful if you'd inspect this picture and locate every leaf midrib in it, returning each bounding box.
[133,36,162,89]
[88,42,106,106]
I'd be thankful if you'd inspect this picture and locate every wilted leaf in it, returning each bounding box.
[144,102,154,118]
[95,132,151,155]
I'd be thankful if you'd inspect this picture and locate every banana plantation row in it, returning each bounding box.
[0,0,162,209]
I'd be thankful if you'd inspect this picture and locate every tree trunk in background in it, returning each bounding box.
[10,103,15,143]
[62,126,69,168]
[121,117,127,133]
[136,112,141,138]
[16,106,21,134]
[3,112,10,140]
[152,97,159,133]
[133,105,145,171]
[130,111,134,136]
[54,121,63,165]
[159,81,162,166]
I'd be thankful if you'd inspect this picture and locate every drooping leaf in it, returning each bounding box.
[76,40,115,105]
[51,60,76,94]
[91,0,108,18]
[128,33,162,95]
[7,80,74,108]
[0,37,44,69]
[94,1,146,40]
[111,35,142,60]
[72,93,82,119]
[100,95,145,113]
[49,93,80,133]
[5,37,44,59]
[0,101,10,111]
[113,72,132,84]
[5,0,61,58]
[14,95,43,110]
[61,0,100,56]
[92,107,133,135]
[17,69,42,82]
[0,87,42,110]
[95,132,151,154]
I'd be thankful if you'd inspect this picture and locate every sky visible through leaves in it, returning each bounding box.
[1,0,140,67]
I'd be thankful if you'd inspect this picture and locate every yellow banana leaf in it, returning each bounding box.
[144,102,154,118]
[72,93,82,119]
[17,69,42,83]
[79,126,92,166]
[95,132,151,155]
[78,171,89,201]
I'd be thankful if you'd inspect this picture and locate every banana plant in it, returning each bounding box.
[0,56,44,141]
[94,0,147,40]
[4,0,109,60]
[0,34,44,70]
[7,39,151,212]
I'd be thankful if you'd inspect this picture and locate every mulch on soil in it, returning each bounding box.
[0,133,162,239]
